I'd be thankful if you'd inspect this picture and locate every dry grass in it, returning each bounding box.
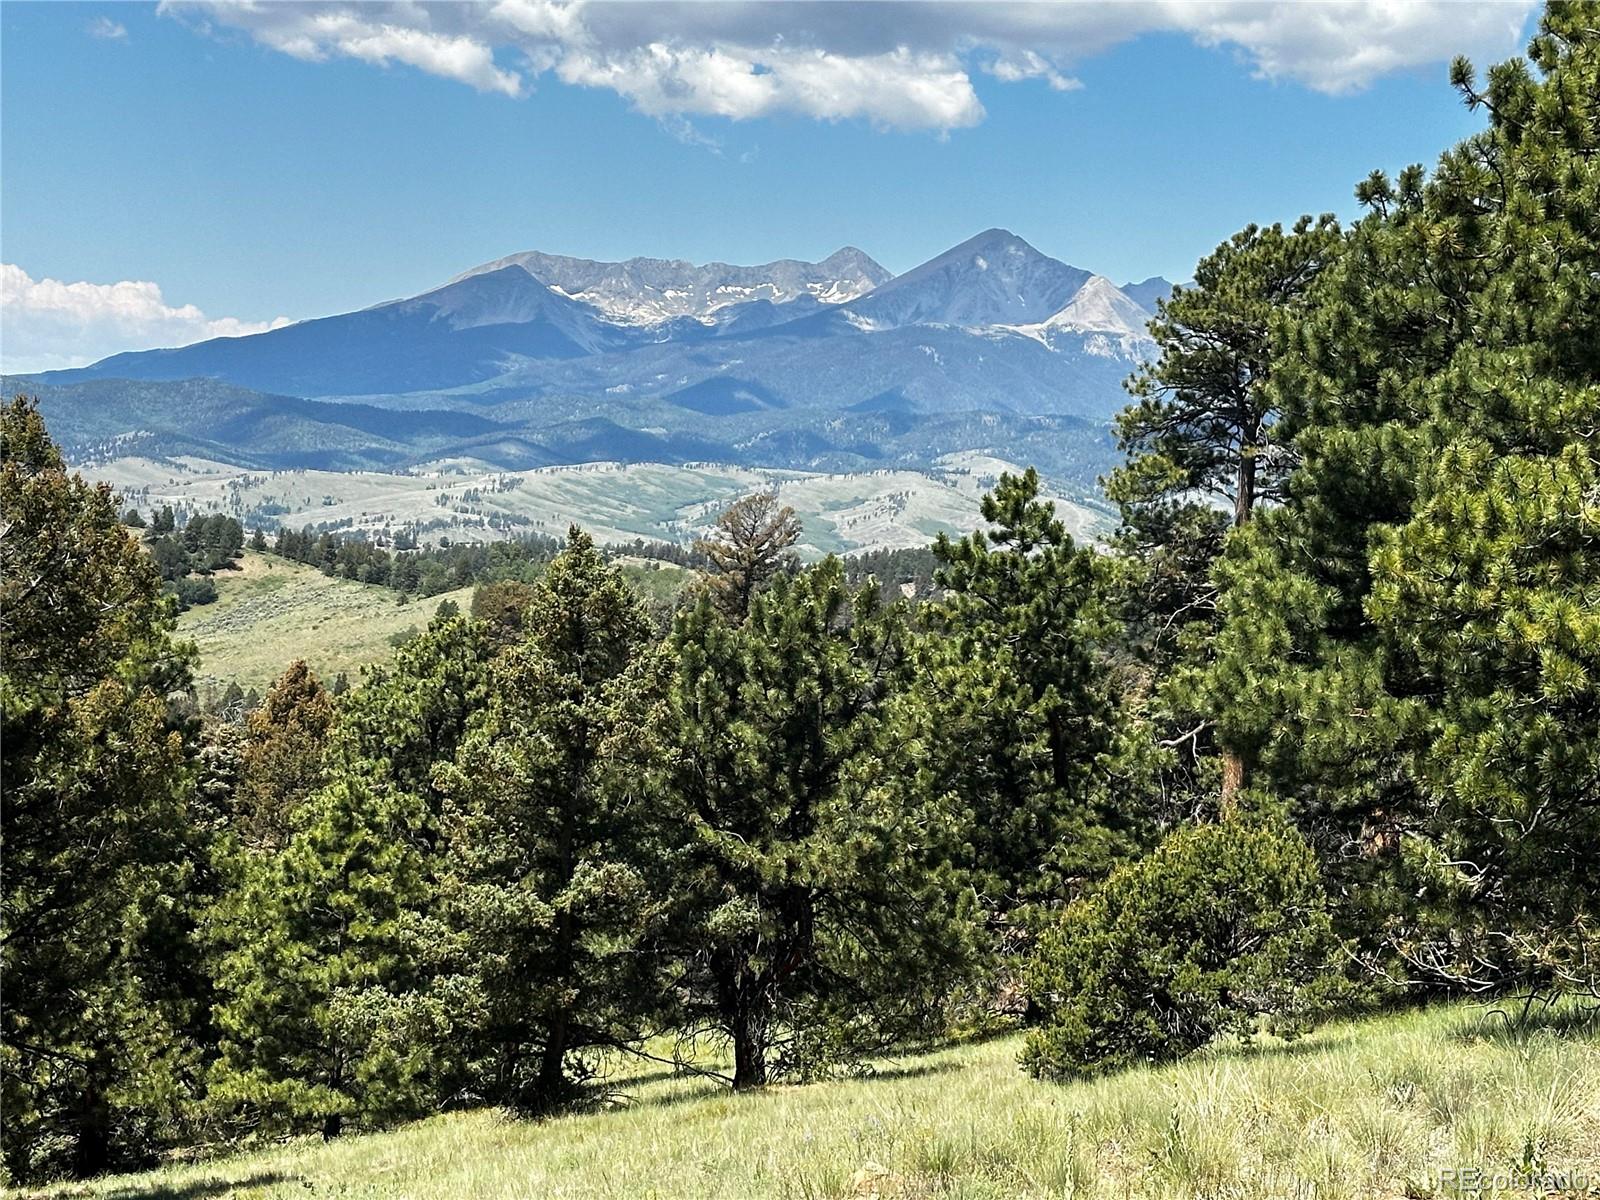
[21,1002,1600,1200]
[176,551,473,694]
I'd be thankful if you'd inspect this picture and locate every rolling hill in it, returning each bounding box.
[14,231,1165,545]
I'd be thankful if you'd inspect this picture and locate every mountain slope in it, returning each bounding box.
[1119,275,1180,312]
[451,246,890,325]
[9,376,504,470]
[844,229,1093,329]
[37,230,1164,428]
[45,266,632,397]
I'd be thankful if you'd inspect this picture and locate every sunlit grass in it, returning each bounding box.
[21,1001,1599,1199]
[176,551,473,693]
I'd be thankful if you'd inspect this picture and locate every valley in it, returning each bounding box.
[88,451,1114,557]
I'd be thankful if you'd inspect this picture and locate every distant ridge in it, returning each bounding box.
[32,231,1165,478]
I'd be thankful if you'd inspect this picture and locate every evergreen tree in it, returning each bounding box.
[1208,3,1600,996]
[1108,217,1341,802]
[469,578,541,647]
[208,770,437,1138]
[1023,809,1344,1079]
[436,529,670,1108]
[336,610,493,817]
[208,614,497,1136]
[903,468,1134,915]
[232,661,336,851]
[656,560,972,1088]
[1,397,204,1181]
[693,491,802,621]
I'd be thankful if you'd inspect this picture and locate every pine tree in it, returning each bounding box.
[208,612,497,1136]
[435,529,670,1108]
[656,559,972,1088]
[1023,809,1343,1079]
[1108,217,1341,801]
[904,468,1134,915]
[693,491,802,620]
[232,660,335,851]
[1,397,204,1181]
[1208,3,1600,997]
[208,770,436,1138]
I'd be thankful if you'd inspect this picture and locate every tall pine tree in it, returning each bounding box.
[1208,1,1600,996]
[2,397,205,1181]
[435,529,672,1109]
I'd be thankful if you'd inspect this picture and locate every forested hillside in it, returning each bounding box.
[2,5,1596,1192]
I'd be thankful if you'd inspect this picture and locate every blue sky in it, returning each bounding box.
[1,1,1538,371]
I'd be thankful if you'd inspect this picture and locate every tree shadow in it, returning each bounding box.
[605,1052,965,1112]
[1451,997,1600,1045]
[44,1172,302,1200]
[1201,1032,1352,1064]
[853,1058,964,1084]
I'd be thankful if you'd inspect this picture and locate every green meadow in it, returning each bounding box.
[22,1003,1599,1200]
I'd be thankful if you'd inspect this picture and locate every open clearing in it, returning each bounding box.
[176,551,473,694]
[24,1002,1599,1200]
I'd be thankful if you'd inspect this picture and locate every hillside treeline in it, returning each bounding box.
[267,525,565,596]
[118,505,246,610]
[261,514,936,602]
[3,6,1597,1184]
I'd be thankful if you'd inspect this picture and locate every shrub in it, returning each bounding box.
[172,575,218,608]
[1022,811,1345,1079]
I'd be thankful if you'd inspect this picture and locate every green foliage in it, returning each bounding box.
[1112,215,1342,532]
[656,559,974,1087]
[1207,3,1600,996]
[143,513,245,610]
[336,611,494,814]
[469,578,541,646]
[435,529,672,1109]
[11,10,1600,1177]
[207,615,497,1139]
[903,467,1133,913]
[1022,812,1344,1080]
[1105,217,1343,818]
[1,396,204,1182]
[207,771,438,1138]
[231,660,335,851]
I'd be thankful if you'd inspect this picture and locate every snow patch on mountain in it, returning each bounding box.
[451,247,891,326]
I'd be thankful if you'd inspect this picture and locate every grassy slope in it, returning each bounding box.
[176,551,474,693]
[87,454,1112,560]
[27,1004,1599,1200]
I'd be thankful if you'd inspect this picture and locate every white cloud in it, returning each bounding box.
[169,1,522,95]
[161,1,1539,131]
[0,264,293,374]
[984,50,1081,93]
[1163,0,1535,94]
[88,16,129,40]
[555,42,984,130]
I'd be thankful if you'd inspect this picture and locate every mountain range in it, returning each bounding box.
[23,229,1174,488]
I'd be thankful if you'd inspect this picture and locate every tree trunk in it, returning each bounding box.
[321,1112,344,1141]
[731,1006,768,1091]
[73,1078,112,1178]
[1219,751,1245,813]
[536,1009,569,1103]
[1234,447,1257,529]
